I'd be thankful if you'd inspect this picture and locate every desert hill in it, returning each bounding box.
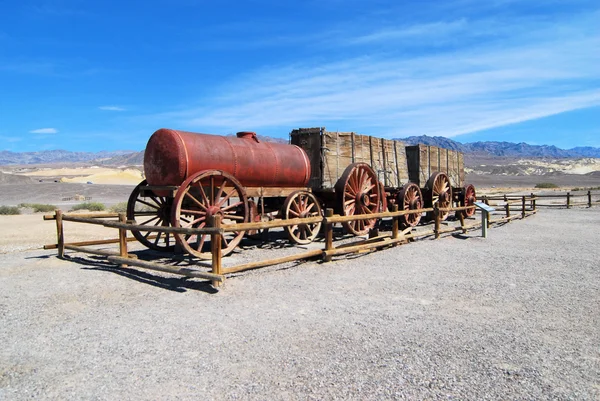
[398,135,600,158]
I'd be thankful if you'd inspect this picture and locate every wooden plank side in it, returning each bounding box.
[447,149,459,187]
[458,152,465,187]
[337,132,354,182]
[369,136,384,184]
[290,128,323,189]
[382,139,397,187]
[405,145,421,186]
[354,134,369,164]
[429,146,439,176]
[323,131,337,189]
[439,148,448,176]
[395,141,408,186]
[420,145,429,186]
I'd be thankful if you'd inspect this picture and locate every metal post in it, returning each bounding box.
[588,191,592,208]
[567,192,571,209]
[481,211,488,238]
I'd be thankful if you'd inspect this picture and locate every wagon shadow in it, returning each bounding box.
[64,253,219,294]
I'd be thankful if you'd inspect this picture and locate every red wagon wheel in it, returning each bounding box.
[398,182,423,228]
[171,170,249,259]
[459,184,477,217]
[425,172,452,221]
[283,190,322,244]
[127,180,175,252]
[335,163,381,236]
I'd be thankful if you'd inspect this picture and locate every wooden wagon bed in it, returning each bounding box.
[290,127,408,190]
[290,127,465,190]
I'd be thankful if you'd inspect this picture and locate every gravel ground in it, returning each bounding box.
[1,207,599,400]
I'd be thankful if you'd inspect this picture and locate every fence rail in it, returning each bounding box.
[482,190,600,209]
[43,195,545,288]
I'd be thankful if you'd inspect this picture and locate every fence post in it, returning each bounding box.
[521,196,526,218]
[210,215,222,287]
[324,208,334,262]
[567,192,571,209]
[588,191,592,208]
[391,204,399,240]
[483,195,489,206]
[118,213,128,267]
[505,200,510,219]
[55,209,64,258]
[530,193,534,209]
[459,208,466,233]
[434,205,441,239]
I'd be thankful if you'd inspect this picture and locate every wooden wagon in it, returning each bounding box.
[291,127,476,229]
[126,127,475,260]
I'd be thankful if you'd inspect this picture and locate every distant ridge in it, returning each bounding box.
[3,135,600,165]
[0,149,137,165]
[397,136,600,158]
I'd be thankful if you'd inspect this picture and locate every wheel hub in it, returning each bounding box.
[358,193,370,207]
[439,192,448,203]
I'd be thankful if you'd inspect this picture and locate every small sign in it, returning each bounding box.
[474,202,495,213]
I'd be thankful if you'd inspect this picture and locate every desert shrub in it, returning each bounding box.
[0,206,21,215]
[535,182,559,189]
[18,203,56,213]
[71,202,105,212]
[110,202,128,213]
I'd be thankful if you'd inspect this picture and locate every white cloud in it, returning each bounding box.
[144,8,600,141]
[29,128,58,134]
[99,106,126,111]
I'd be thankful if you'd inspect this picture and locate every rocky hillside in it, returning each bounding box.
[398,136,600,158]
[0,150,136,165]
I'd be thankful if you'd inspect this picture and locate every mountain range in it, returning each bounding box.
[1,136,599,165]
[397,136,600,158]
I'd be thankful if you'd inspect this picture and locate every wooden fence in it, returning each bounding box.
[44,197,540,288]
[482,190,600,209]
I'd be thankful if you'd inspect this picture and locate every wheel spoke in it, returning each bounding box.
[214,178,228,203]
[221,201,243,212]
[181,208,207,216]
[184,192,208,212]
[153,232,163,246]
[140,215,160,226]
[216,187,235,207]
[135,198,160,210]
[224,214,245,221]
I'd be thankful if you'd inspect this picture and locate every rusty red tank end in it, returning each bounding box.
[144,128,311,188]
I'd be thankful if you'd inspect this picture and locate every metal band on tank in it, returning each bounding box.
[223,136,239,178]
[171,129,190,181]
[293,144,311,186]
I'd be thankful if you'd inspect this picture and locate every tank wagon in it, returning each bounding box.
[127,127,476,259]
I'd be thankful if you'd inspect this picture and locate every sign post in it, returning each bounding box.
[474,202,495,238]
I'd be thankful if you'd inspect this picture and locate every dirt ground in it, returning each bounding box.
[1,203,599,399]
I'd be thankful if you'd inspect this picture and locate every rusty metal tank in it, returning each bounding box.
[144,128,311,188]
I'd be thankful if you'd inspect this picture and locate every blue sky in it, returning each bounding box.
[0,0,598,152]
